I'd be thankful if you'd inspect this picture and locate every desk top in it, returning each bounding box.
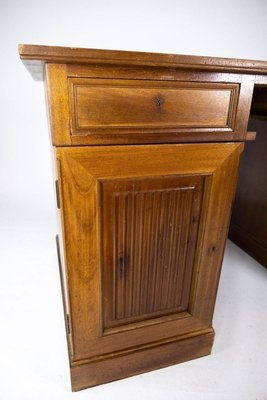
[19,44,267,81]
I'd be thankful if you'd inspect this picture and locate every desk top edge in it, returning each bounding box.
[18,44,267,81]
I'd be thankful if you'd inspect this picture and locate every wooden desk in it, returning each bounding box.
[19,45,267,391]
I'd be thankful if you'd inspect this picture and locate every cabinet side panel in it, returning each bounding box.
[190,143,244,324]
[56,149,101,360]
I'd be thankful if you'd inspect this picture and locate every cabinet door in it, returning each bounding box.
[56,142,243,390]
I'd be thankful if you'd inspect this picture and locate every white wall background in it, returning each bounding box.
[1,0,267,223]
[1,1,267,399]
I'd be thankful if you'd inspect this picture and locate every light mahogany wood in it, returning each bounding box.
[71,330,214,391]
[18,44,265,391]
[45,63,252,146]
[45,64,71,145]
[19,44,267,80]
[70,78,235,129]
[102,174,203,328]
[55,142,243,388]
[245,131,257,140]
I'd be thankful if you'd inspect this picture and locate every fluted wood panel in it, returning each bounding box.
[102,175,204,328]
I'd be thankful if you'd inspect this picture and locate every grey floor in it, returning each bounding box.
[1,206,267,400]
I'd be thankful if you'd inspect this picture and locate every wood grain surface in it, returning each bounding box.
[45,63,253,146]
[56,142,243,389]
[19,44,263,391]
[70,78,235,129]
[19,44,267,81]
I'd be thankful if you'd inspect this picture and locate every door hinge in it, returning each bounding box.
[55,180,60,209]
[66,314,71,335]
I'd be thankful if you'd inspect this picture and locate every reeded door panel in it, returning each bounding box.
[102,175,204,330]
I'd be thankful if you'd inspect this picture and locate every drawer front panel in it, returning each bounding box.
[69,78,239,135]
[46,64,254,146]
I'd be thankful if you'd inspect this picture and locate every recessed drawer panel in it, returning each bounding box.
[69,78,239,138]
[46,64,254,146]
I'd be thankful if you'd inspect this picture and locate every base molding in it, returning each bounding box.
[70,328,215,391]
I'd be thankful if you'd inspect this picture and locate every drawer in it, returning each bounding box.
[69,78,238,132]
[46,64,252,146]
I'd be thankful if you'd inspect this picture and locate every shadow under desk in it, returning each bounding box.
[229,86,267,268]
